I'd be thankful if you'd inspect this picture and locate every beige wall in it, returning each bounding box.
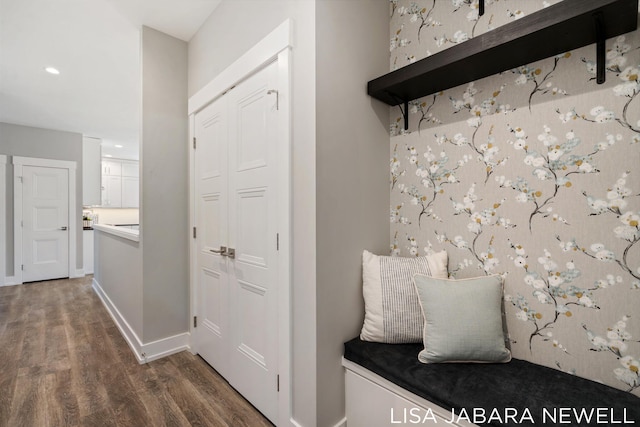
[140,26,190,343]
[315,1,389,425]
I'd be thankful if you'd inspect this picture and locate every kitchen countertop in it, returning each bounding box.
[93,223,139,242]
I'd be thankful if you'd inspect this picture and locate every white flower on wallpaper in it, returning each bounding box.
[397,144,459,226]
[557,171,640,289]
[506,8,525,20]
[390,24,411,53]
[435,184,513,273]
[571,48,640,133]
[391,232,401,256]
[441,0,529,47]
[512,52,570,111]
[390,203,410,225]
[397,1,440,43]
[451,0,484,37]
[505,242,602,351]
[409,94,442,133]
[390,143,406,189]
[439,83,512,182]
[583,316,640,392]
[582,36,633,78]
[496,125,604,231]
[438,124,507,183]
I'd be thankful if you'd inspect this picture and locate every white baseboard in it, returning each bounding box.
[141,331,191,363]
[92,278,144,359]
[2,277,18,287]
[333,417,347,427]
[71,269,84,278]
[92,278,190,364]
[289,418,304,427]
[288,417,346,427]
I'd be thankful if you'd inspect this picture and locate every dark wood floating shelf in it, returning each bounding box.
[369,0,639,108]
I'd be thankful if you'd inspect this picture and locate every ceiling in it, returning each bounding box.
[0,0,221,160]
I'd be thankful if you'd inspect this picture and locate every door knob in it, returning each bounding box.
[59,226,68,231]
[209,246,227,255]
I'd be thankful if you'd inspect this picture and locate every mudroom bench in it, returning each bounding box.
[343,338,640,427]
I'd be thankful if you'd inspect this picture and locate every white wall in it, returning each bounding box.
[315,1,389,425]
[0,155,6,285]
[0,122,84,276]
[93,230,143,337]
[140,26,190,343]
[189,2,318,425]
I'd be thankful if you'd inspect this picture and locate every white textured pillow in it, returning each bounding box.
[360,250,448,343]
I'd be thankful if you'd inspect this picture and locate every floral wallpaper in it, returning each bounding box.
[389,0,640,396]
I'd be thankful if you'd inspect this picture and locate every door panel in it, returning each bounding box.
[22,166,69,282]
[228,60,279,423]
[236,188,269,266]
[194,95,230,379]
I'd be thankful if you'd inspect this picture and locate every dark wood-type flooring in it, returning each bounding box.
[0,276,274,427]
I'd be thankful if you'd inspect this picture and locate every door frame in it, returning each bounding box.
[188,19,292,426]
[12,156,78,284]
[0,155,6,286]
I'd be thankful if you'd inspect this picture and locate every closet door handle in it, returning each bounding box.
[209,246,227,255]
[59,226,68,231]
[226,248,235,259]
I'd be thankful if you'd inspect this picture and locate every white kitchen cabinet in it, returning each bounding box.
[102,160,122,176]
[83,229,94,275]
[100,158,139,208]
[82,137,102,205]
[102,175,122,207]
[121,176,139,208]
[121,161,139,178]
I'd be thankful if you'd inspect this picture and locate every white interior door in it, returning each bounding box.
[22,165,69,282]
[227,60,279,422]
[193,60,280,423]
[194,94,231,379]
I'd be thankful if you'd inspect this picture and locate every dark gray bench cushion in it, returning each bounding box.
[344,338,640,426]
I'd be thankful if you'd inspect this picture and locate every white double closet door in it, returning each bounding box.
[194,61,280,423]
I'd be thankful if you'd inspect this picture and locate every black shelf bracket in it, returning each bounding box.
[403,100,409,131]
[594,12,606,84]
[388,92,410,131]
[395,99,409,132]
[479,0,485,17]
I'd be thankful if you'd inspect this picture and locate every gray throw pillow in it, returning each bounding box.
[413,274,511,363]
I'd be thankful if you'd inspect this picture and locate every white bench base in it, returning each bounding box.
[343,358,478,427]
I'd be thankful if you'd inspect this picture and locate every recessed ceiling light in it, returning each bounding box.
[44,67,60,75]
[115,144,123,148]
[104,154,113,158]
